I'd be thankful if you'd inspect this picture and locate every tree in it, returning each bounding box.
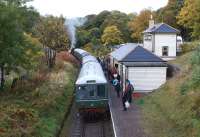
[76,29,91,48]
[177,0,200,39]
[101,25,124,46]
[101,11,132,42]
[35,16,70,68]
[156,0,184,27]
[155,0,191,40]
[83,11,111,30]
[0,0,40,88]
[128,9,152,41]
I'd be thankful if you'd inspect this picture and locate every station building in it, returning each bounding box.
[143,20,180,61]
[110,43,167,92]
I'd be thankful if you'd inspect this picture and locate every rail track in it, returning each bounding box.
[70,111,113,137]
[83,121,105,137]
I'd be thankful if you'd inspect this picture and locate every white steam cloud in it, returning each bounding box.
[65,17,87,48]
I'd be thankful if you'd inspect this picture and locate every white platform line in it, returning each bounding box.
[109,102,117,137]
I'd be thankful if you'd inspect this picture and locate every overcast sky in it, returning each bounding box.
[27,0,168,18]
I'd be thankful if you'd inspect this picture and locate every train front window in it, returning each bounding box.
[78,86,86,90]
[97,85,105,97]
[77,86,88,99]
[89,90,94,97]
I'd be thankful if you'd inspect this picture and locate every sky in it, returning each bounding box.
[27,0,168,18]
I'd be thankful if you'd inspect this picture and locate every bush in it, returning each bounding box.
[191,67,200,89]
[180,82,190,95]
[190,46,200,89]
[191,47,200,66]
[181,42,199,53]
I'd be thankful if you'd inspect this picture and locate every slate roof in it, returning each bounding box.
[110,43,166,63]
[144,23,180,33]
[110,43,137,61]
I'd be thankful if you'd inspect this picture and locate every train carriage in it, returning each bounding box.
[73,49,109,113]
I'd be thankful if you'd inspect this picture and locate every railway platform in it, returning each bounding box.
[109,85,148,137]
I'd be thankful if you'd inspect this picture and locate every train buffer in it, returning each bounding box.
[109,85,148,137]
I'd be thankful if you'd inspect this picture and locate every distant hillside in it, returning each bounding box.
[141,48,200,137]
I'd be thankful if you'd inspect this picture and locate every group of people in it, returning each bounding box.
[99,56,134,111]
[110,64,134,111]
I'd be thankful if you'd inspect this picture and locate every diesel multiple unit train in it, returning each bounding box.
[72,49,109,113]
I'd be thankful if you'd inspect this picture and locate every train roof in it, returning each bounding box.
[76,61,107,85]
[74,48,88,54]
[82,55,98,64]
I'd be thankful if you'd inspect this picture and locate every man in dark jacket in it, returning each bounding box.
[126,79,134,103]
[122,79,134,111]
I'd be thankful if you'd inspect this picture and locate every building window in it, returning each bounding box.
[144,34,152,41]
[162,46,168,56]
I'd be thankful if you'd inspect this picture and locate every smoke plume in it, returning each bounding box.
[65,17,87,48]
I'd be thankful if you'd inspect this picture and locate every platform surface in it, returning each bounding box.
[109,85,148,137]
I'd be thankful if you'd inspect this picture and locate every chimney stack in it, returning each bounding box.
[149,14,154,28]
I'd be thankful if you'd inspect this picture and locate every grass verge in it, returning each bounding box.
[141,51,200,137]
[0,61,77,137]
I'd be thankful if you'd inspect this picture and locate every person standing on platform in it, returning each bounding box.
[126,79,134,103]
[122,84,128,111]
[112,74,121,98]
[122,79,134,111]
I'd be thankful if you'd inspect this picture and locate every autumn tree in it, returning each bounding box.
[156,0,184,27]
[128,9,152,41]
[101,11,132,42]
[101,25,124,46]
[0,0,40,88]
[76,10,132,49]
[35,16,70,68]
[155,0,191,40]
[177,0,200,39]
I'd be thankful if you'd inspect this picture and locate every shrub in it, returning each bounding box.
[191,67,200,89]
[181,42,199,53]
[191,47,200,66]
[180,82,190,95]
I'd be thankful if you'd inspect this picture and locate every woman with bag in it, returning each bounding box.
[122,79,133,111]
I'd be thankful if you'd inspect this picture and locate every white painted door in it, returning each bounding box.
[128,67,167,92]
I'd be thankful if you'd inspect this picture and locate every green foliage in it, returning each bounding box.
[76,29,92,48]
[101,11,132,42]
[191,46,200,66]
[142,51,200,137]
[0,62,77,137]
[101,25,124,46]
[191,67,200,88]
[177,0,200,39]
[35,15,70,51]
[128,9,152,41]
[190,46,200,89]
[76,10,132,54]
[180,82,190,95]
[0,0,40,74]
[156,0,184,27]
[181,42,199,53]
[84,10,111,30]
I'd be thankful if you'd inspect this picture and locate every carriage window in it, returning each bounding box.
[97,85,105,97]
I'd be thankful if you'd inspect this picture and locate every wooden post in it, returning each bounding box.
[44,47,56,69]
[0,66,5,89]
